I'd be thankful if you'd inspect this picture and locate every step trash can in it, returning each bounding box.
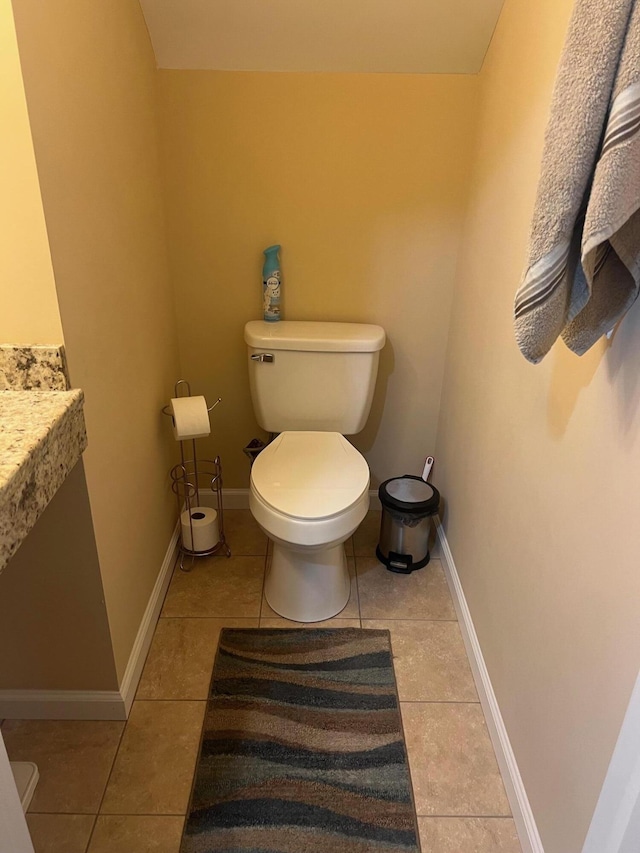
[376,475,440,573]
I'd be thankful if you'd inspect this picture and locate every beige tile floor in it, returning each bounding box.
[2,510,521,853]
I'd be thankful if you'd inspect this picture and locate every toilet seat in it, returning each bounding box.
[252,432,369,518]
[250,432,370,546]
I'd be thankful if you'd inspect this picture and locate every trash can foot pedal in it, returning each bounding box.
[376,546,430,574]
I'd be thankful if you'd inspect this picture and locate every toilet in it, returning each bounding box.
[245,320,385,622]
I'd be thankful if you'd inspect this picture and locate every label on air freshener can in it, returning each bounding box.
[263,271,281,321]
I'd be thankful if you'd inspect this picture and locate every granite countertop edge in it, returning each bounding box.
[0,389,88,573]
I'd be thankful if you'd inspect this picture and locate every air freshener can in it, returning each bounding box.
[262,245,281,322]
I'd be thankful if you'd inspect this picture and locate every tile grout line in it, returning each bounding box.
[83,721,127,852]
[399,699,481,705]
[361,618,460,623]
[158,553,178,619]
[154,607,458,625]
[159,614,264,620]
[25,810,97,816]
[26,810,516,820]
[67,811,189,817]
[76,696,482,704]
[149,615,460,624]
[352,545,362,629]
[415,814,515,819]
[258,547,269,626]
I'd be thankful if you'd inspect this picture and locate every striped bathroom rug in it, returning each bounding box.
[181,628,420,852]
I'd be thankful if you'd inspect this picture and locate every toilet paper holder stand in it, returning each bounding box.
[161,379,222,420]
[163,381,231,571]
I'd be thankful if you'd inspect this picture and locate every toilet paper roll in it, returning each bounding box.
[181,506,219,553]
[170,395,210,441]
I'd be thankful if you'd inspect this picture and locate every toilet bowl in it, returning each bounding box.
[250,431,370,622]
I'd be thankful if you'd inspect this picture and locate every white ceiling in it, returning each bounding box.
[139,0,505,74]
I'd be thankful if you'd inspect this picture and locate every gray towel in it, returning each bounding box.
[514,0,640,363]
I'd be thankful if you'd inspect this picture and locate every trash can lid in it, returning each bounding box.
[379,475,440,515]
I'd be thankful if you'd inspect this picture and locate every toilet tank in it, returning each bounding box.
[245,320,385,434]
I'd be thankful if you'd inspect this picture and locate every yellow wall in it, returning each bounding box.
[157,71,479,487]
[436,0,640,850]
[0,0,115,694]
[12,0,181,681]
[0,0,62,344]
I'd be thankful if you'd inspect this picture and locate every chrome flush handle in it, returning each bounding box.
[251,353,274,363]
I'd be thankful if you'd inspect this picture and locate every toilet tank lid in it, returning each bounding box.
[244,320,385,352]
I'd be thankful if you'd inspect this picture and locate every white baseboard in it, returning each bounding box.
[0,523,180,721]
[220,488,250,509]
[435,518,544,853]
[118,521,181,716]
[0,689,126,721]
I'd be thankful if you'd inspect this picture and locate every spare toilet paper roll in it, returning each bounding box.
[170,395,210,441]
[181,506,219,553]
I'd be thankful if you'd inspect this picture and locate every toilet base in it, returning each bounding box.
[265,542,350,623]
